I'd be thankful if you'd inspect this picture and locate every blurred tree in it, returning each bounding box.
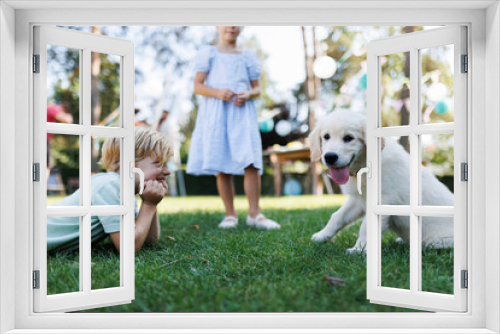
[48,47,80,123]
[48,26,207,176]
[289,26,454,179]
[241,35,276,110]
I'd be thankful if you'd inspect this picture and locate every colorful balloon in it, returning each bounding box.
[275,120,292,137]
[284,178,302,196]
[434,100,449,115]
[313,56,337,79]
[259,118,274,132]
[359,74,367,90]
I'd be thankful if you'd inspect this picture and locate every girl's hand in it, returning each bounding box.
[217,88,236,101]
[235,91,250,107]
[140,180,167,206]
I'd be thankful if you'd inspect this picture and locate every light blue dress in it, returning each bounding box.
[186,45,263,176]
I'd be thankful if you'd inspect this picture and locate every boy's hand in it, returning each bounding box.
[140,180,167,206]
[217,88,236,101]
[160,180,168,192]
[235,91,250,107]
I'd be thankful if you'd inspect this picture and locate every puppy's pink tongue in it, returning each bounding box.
[329,167,350,185]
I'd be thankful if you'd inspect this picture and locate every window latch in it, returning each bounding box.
[129,162,145,195]
[357,162,371,195]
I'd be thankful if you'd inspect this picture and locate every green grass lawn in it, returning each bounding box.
[46,195,453,312]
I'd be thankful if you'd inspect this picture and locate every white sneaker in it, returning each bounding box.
[218,216,238,229]
[246,213,281,230]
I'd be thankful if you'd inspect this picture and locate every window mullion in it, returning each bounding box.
[82,47,92,294]
[409,47,420,295]
[46,123,88,135]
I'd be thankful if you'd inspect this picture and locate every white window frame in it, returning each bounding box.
[366,26,468,312]
[33,25,136,313]
[1,1,499,333]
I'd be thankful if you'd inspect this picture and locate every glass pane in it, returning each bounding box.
[421,216,454,294]
[380,52,410,127]
[381,136,410,205]
[91,52,121,127]
[47,216,81,295]
[47,44,80,125]
[91,136,121,205]
[421,45,454,124]
[381,215,410,290]
[421,133,454,206]
[47,134,80,207]
[91,215,121,290]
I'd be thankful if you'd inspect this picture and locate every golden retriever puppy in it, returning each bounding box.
[308,110,454,254]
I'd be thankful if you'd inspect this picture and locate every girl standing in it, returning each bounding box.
[187,26,280,230]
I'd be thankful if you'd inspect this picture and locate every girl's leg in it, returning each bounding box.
[217,172,237,217]
[244,165,261,218]
[244,165,280,229]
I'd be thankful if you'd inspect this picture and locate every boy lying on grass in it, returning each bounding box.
[47,127,172,253]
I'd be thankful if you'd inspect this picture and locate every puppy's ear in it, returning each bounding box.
[308,126,322,162]
[360,127,384,150]
[380,137,386,151]
[360,128,366,145]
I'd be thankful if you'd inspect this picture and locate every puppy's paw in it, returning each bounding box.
[346,247,366,256]
[311,230,333,243]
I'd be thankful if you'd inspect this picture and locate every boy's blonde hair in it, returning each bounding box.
[101,127,173,172]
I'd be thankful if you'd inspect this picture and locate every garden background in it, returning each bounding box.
[46,26,455,312]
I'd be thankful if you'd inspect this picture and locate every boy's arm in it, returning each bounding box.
[109,202,157,253]
[109,180,166,253]
[145,211,161,244]
[145,179,167,244]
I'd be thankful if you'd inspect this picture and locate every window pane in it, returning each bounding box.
[91,52,121,127]
[421,216,454,294]
[47,44,79,125]
[47,134,80,207]
[381,136,410,205]
[421,45,454,124]
[380,52,410,127]
[91,136,121,205]
[47,216,81,295]
[421,133,454,206]
[381,215,410,290]
[91,215,121,290]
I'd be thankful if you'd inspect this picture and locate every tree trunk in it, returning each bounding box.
[302,26,317,132]
[312,26,321,102]
[399,26,414,153]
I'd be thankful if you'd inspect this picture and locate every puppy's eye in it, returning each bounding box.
[323,134,330,140]
[343,135,354,143]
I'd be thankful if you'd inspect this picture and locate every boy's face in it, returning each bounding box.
[135,156,171,192]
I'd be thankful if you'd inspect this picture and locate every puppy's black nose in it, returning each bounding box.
[324,153,338,165]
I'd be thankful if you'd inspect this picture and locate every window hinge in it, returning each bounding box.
[33,163,40,182]
[33,54,40,73]
[461,54,468,73]
[33,270,40,289]
[461,270,468,289]
[461,162,468,181]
